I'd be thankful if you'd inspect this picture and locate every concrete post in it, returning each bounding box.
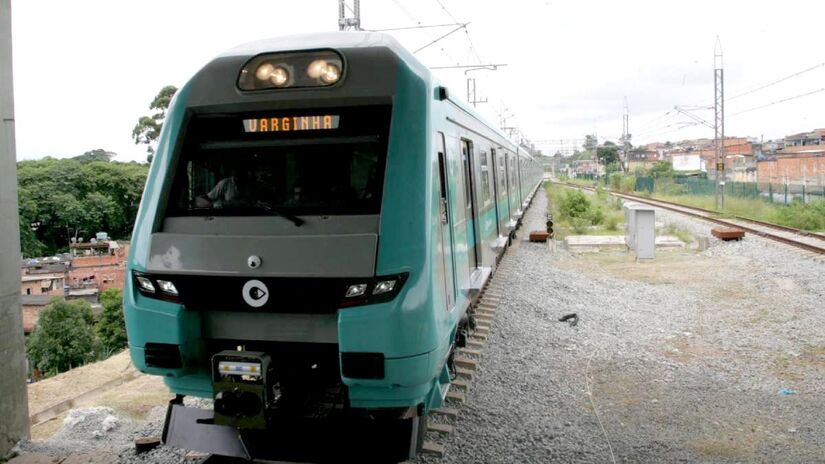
[0,0,31,456]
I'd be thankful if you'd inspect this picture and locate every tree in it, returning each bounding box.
[583,134,598,153]
[132,85,178,162]
[97,289,127,355]
[27,299,97,375]
[73,149,116,163]
[649,161,676,178]
[597,141,620,166]
[16,156,149,257]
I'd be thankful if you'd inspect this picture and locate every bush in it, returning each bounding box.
[571,217,591,234]
[774,199,825,230]
[558,190,592,220]
[604,213,620,231]
[27,299,97,375]
[97,288,127,356]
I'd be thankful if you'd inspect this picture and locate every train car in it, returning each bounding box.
[124,32,542,462]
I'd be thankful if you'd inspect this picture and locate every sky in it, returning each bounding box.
[9,0,825,161]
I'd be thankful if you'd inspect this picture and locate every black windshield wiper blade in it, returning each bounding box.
[253,202,305,227]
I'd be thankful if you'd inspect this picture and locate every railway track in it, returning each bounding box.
[561,182,825,256]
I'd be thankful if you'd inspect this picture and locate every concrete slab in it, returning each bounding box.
[656,235,687,248]
[565,235,626,252]
[565,235,686,253]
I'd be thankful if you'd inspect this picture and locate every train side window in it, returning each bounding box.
[437,149,448,224]
[479,150,490,205]
[461,141,472,209]
[498,152,507,197]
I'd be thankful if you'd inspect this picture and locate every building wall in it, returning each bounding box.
[758,156,825,186]
[0,0,31,453]
[69,251,128,291]
[21,304,46,334]
[20,277,64,296]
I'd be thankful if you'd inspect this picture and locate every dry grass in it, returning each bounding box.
[28,350,134,414]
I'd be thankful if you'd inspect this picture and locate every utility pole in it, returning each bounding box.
[338,0,361,31]
[0,0,31,456]
[714,37,726,210]
[620,97,631,172]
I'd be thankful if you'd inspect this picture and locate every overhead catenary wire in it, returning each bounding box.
[729,87,825,117]
[368,22,466,32]
[413,23,468,54]
[727,59,825,101]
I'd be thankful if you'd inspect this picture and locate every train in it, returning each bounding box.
[124,32,543,462]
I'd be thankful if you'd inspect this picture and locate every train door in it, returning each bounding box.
[437,133,456,309]
[461,139,479,270]
[504,152,512,216]
[490,148,500,237]
[498,151,510,221]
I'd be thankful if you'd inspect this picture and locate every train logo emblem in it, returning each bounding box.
[242,280,269,308]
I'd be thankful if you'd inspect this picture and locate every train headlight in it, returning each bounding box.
[269,66,289,86]
[156,279,179,296]
[255,63,274,81]
[135,276,156,294]
[238,50,343,90]
[345,284,368,298]
[372,279,396,295]
[319,63,341,84]
[306,59,327,78]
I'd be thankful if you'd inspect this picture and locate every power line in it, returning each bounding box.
[368,22,465,32]
[413,23,468,53]
[433,0,483,64]
[729,87,825,117]
[728,59,825,101]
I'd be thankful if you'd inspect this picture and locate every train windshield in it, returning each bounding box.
[166,105,391,217]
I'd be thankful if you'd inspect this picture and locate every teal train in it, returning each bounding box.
[124,32,542,462]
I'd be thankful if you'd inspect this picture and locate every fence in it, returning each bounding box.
[633,176,825,205]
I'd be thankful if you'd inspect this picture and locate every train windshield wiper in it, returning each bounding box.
[252,201,305,227]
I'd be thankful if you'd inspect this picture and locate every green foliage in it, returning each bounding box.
[16,156,148,257]
[596,142,620,167]
[659,224,694,244]
[595,185,608,201]
[73,149,116,163]
[558,190,592,220]
[133,85,178,161]
[27,299,97,375]
[97,289,127,356]
[773,199,825,231]
[604,213,620,231]
[649,161,676,178]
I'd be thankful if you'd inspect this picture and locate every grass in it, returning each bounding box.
[546,182,624,239]
[658,223,694,244]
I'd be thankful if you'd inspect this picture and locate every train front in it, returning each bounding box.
[124,33,447,461]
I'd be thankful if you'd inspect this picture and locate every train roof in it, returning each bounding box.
[200,32,533,159]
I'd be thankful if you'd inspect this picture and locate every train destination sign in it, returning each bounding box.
[242,114,340,133]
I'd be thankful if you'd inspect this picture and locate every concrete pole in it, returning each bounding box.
[0,0,30,456]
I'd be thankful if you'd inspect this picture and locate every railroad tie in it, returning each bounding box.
[421,441,446,457]
[427,422,454,434]
[430,407,459,418]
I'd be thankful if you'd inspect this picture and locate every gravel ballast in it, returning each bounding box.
[418,185,825,463]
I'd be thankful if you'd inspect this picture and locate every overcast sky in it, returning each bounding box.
[10,0,825,161]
